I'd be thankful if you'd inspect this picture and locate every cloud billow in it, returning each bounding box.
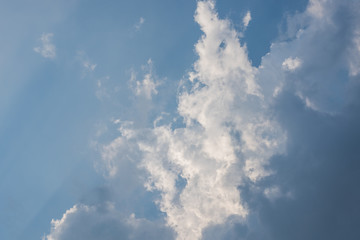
[45,0,360,239]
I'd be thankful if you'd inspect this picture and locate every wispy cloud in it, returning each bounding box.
[76,51,96,72]
[76,51,97,79]
[243,11,251,28]
[95,76,111,101]
[135,17,145,31]
[34,33,56,59]
[83,61,97,72]
[130,59,159,100]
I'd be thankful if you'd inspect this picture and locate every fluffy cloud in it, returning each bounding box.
[259,0,360,114]
[44,203,174,240]
[100,1,285,239]
[34,33,56,59]
[204,0,360,239]
[282,57,302,71]
[46,0,360,239]
[243,11,251,29]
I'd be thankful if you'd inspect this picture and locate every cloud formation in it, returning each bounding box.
[44,203,174,240]
[130,59,159,100]
[243,11,251,29]
[34,33,56,59]
[100,1,285,239]
[135,17,145,31]
[45,0,360,239]
[203,0,360,239]
[282,57,302,71]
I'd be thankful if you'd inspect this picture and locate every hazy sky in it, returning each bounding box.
[1,0,360,239]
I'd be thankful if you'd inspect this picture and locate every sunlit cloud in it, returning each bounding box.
[42,0,360,239]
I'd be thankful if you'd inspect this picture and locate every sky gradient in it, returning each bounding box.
[1,0,360,239]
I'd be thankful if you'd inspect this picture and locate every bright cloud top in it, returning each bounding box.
[34,33,56,59]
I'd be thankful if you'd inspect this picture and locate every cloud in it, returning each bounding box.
[130,59,159,100]
[243,11,251,29]
[203,0,360,239]
[282,57,302,71]
[76,51,97,76]
[34,33,56,59]
[43,203,174,240]
[259,0,360,114]
[135,17,145,31]
[95,76,111,101]
[45,0,360,239]
[83,62,97,72]
[307,0,328,18]
[101,1,285,239]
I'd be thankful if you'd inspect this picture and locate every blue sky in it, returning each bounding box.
[1,0,360,239]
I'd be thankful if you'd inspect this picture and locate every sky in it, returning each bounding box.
[1,0,360,239]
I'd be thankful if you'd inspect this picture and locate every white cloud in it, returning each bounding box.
[94,0,360,238]
[34,33,56,59]
[83,61,97,72]
[135,17,145,30]
[348,29,360,76]
[46,0,360,239]
[101,1,285,239]
[307,0,328,18]
[76,51,97,75]
[259,0,360,114]
[130,59,159,100]
[282,57,302,71]
[243,11,251,28]
[44,203,173,240]
[263,186,293,202]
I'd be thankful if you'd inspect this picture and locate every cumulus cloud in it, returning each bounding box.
[44,203,174,240]
[34,33,56,59]
[46,0,360,239]
[204,0,360,239]
[259,0,360,114]
[101,1,285,239]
